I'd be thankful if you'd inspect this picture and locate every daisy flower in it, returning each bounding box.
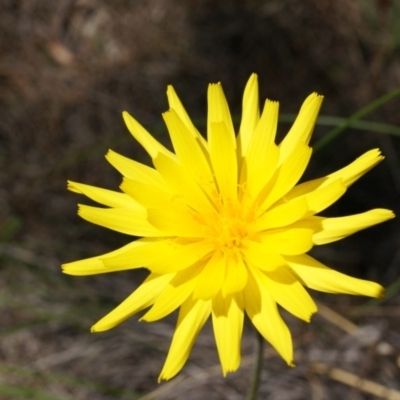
[63,74,394,381]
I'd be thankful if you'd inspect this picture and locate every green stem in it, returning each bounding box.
[278,115,400,137]
[246,331,264,400]
[313,87,400,152]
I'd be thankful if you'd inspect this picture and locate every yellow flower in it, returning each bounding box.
[63,74,394,381]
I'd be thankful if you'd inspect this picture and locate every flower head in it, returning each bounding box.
[63,74,394,381]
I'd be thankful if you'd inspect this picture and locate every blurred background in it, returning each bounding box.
[1,0,400,399]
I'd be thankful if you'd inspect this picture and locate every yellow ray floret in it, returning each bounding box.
[238,73,260,156]
[64,74,395,381]
[212,292,244,375]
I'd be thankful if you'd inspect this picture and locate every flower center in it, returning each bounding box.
[214,216,246,250]
[201,197,256,252]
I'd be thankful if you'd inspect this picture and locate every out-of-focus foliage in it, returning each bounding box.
[1,1,400,399]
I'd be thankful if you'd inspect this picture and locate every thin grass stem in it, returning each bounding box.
[246,330,264,400]
[313,87,400,151]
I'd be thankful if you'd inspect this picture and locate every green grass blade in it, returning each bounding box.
[279,114,400,138]
[312,87,400,151]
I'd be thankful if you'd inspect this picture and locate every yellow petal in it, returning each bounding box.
[259,228,314,255]
[241,143,280,202]
[283,179,346,217]
[245,99,278,161]
[238,73,259,156]
[147,207,206,237]
[147,241,214,274]
[105,150,165,187]
[242,240,287,271]
[244,267,293,365]
[221,252,248,297]
[166,85,202,140]
[260,267,317,322]
[166,86,210,162]
[259,143,312,211]
[284,177,327,202]
[251,196,308,232]
[120,177,173,209]
[152,152,215,213]
[101,238,163,269]
[162,110,215,192]
[122,111,174,159]
[141,264,202,322]
[193,252,226,300]
[289,216,323,231]
[207,82,235,141]
[305,179,346,215]
[159,297,211,381]
[62,255,104,276]
[209,121,238,201]
[78,204,162,236]
[313,209,395,245]
[241,100,280,195]
[120,157,211,223]
[63,239,155,275]
[327,148,384,188]
[279,93,323,165]
[68,181,141,209]
[286,254,384,298]
[212,292,244,375]
[101,239,212,274]
[285,149,384,200]
[92,272,174,332]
